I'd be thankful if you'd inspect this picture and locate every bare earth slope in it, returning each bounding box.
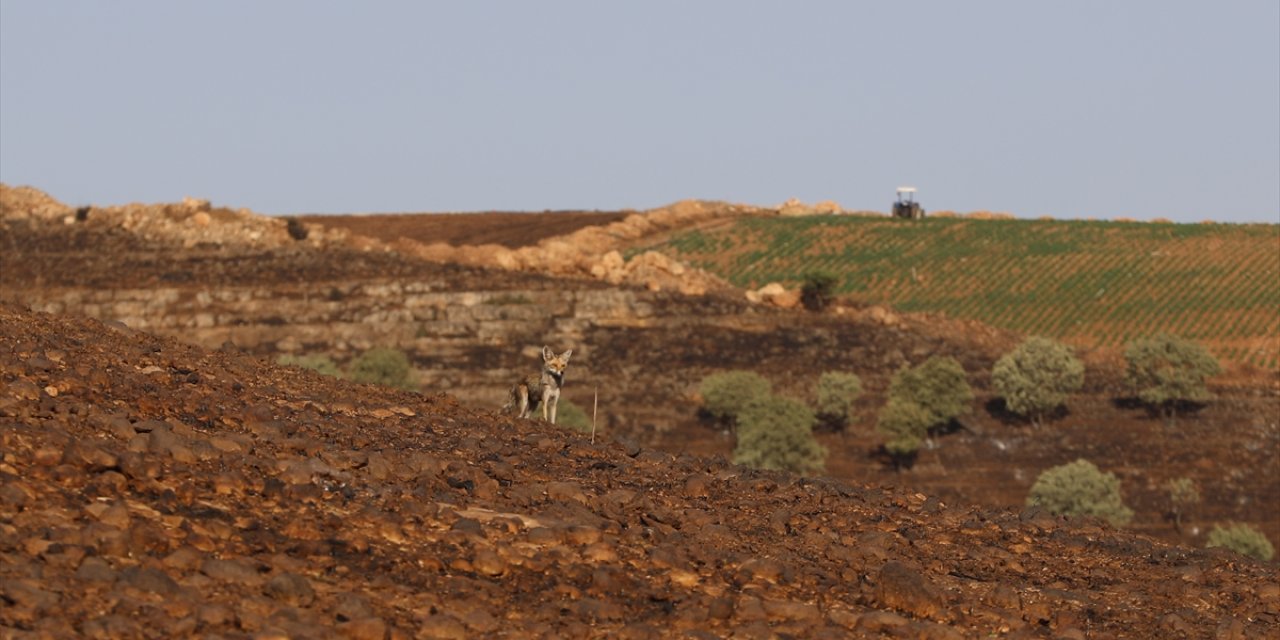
[3,185,1278,556]
[2,304,1278,638]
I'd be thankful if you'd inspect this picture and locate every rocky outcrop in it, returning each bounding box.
[409,199,760,295]
[777,198,844,216]
[0,183,349,250]
[746,283,803,309]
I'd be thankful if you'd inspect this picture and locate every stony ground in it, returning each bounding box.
[2,304,1278,639]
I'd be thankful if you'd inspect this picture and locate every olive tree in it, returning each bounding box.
[1165,477,1201,533]
[800,270,839,311]
[814,371,862,430]
[876,356,973,456]
[1124,333,1221,422]
[992,337,1084,426]
[1206,523,1275,561]
[733,395,827,474]
[877,397,934,456]
[699,371,773,424]
[1026,459,1134,526]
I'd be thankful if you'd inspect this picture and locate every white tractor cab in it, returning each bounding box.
[893,187,925,219]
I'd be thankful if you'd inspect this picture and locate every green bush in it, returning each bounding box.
[890,356,973,426]
[733,395,826,474]
[992,337,1084,426]
[277,353,341,378]
[876,396,934,456]
[1124,333,1221,421]
[699,371,773,422]
[1166,477,1201,532]
[1026,459,1134,526]
[815,371,862,429]
[285,217,309,241]
[800,270,839,311]
[348,347,416,391]
[876,356,973,455]
[555,399,592,434]
[1206,523,1275,561]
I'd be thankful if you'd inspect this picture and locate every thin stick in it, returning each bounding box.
[591,386,598,444]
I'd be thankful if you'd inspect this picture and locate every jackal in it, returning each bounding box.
[503,346,573,423]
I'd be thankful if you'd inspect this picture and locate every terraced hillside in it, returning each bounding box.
[642,216,1280,369]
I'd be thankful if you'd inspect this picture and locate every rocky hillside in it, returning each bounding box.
[3,303,1278,638]
[3,185,1278,554]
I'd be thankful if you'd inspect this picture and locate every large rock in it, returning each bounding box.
[753,282,801,309]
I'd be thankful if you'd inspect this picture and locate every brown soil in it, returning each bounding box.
[16,204,1270,549]
[297,211,630,249]
[3,303,1278,638]
[3,188,1279,637]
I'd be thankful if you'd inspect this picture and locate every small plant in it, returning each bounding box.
[554,399,592,434]
[1165,477,1201,533]
[1124,333,1221,423]
[285,217,309,241]
[876,356,972,455]
[278,353,341,378]
[348,347,416,391]
[876,397,934,456]
[699,371,773,423]
[799,270,839,311]
[1026,459,1134,527]
[814,371,862,430]
[732,395,827,474]
[992,337,1084,426]
[1206,523,1275,561]
[890,356,973,427]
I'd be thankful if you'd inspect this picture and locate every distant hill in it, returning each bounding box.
[639,215,1280,369]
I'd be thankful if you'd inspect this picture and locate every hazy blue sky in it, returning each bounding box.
[2,2,1277,222]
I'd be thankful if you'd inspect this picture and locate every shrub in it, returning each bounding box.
[348,347,416,391]
[1124,333,1221,421]
[285,217,309,241]
[1165,477,1201,532]
[815,371,862,429]
[555,399,592,434]
[1206,523,1275,561]
[278,353,341,378]
[699,371,772,423]
[992,337,1084,426]
[889,356,973,427]
[733,395,826,474]
[876,396,934,456]
[876,356,972,454]
[1026,459,1134,526]
[800,270,839,311]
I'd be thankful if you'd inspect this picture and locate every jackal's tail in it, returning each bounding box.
[500,384,518,413]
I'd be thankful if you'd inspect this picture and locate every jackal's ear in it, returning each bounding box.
[542,346,554,361]
[560,349,573,362]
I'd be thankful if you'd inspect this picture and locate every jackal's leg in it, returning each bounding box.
[547,396,558,424]
[517,385,531,419]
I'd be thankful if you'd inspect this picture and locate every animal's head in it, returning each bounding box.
[542,346,573,375]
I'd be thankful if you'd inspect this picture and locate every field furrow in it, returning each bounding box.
[645,216,1279,369]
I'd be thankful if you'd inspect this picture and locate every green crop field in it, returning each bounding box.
[641,215,1280,369]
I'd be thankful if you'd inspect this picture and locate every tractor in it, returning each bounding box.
[892,187,925,219]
